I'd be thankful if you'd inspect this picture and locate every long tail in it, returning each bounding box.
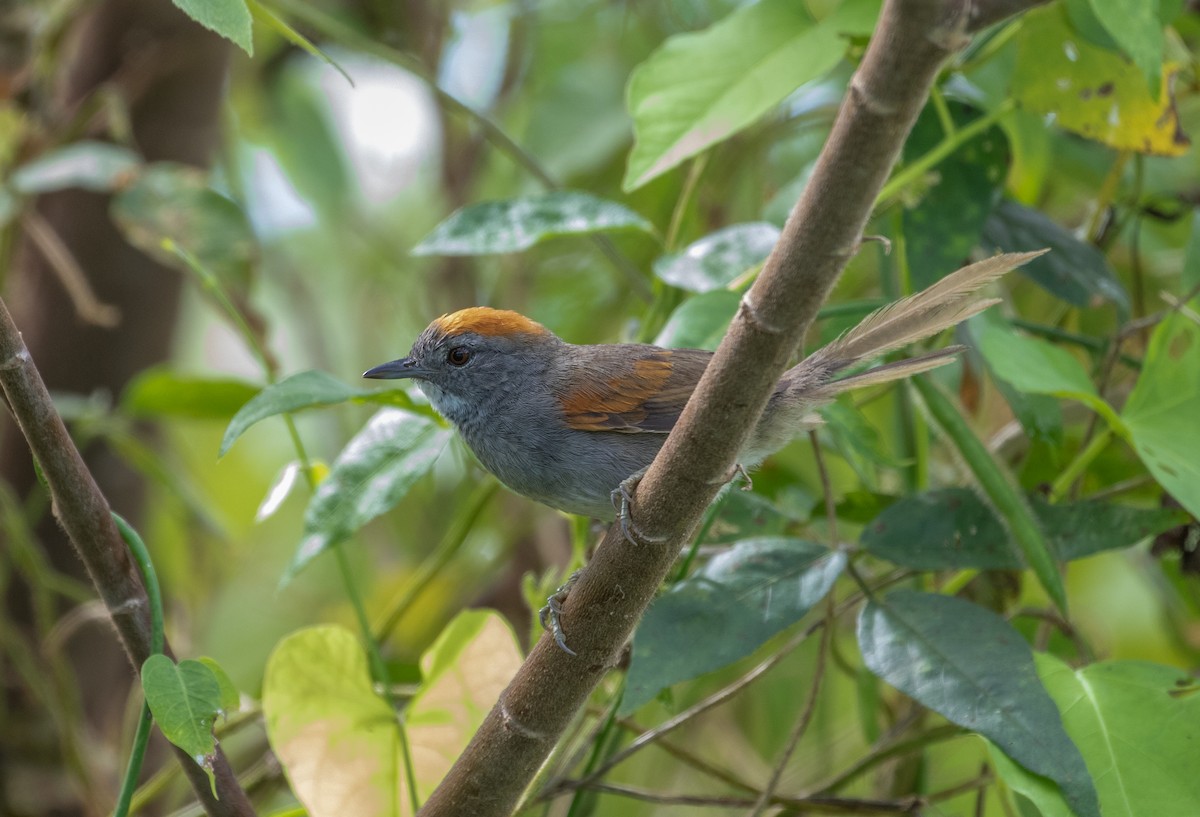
[783,250,1046,399]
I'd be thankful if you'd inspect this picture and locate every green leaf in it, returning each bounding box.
[172,0,254,56]
[220,370,415,457]
[653,223,779,292]
[903,101,1010,288]
[1122,312,1200,518]
[141,655,222,791]
[913,378,1067,614]
[623,539,844,715]
[992,654,1200,817]
[286,409,451,581]
[654,290,739,350]
[10,142,140,194]
[973,318,1125,433]
[968,313,1063,443]
[248,0,353,86]
[263,626,402,817]
[858,592,1100,817]
[1012,6,1187,157]
[703,488,810,545]
[406,611,524,802]
[111,163,257,294]
[412,191,654,256]
[623,0,879,190]
[982,199,1130,318]
[123,368,260,421]
[1084,0,1164,96]
[1183,211,1200,294]
[861,488,1183,570]
[196,656,241,715]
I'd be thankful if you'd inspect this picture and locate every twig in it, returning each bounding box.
[750,597,835,816]
[21,210,121,328]
[0,295,254,815]
[549,780,923,814]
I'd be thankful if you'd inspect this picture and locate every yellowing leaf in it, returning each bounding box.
[1013,6,1188,157]
[407,611,524,802]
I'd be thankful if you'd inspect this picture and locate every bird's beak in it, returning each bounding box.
[363,357,425,380]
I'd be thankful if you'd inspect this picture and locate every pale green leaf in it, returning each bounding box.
[623,0,879,190]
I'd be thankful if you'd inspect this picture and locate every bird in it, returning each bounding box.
[364,251,1041,526]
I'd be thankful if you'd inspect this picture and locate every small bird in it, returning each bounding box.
[365,252,1041,524]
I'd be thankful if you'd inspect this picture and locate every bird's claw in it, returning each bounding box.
[538,570,580,656]
[611,474,668,547]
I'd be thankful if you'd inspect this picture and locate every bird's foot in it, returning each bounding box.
[538,570,581,656]
[611,471,669,547]
[720,462,753,491]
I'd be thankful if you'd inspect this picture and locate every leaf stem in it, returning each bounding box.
[1049,427,1114,502]
[877,99,1014,206]
[110,514,164,817]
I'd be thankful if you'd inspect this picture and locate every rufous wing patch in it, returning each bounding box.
[560,349,708,433]
[433,307,548,338]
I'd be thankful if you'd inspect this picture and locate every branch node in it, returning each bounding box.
[738,294,785,336]
[498,695,548,741]
[0,345,30,370]
[847,76,899,117]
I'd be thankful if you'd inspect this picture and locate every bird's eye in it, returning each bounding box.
[446,346,471,367]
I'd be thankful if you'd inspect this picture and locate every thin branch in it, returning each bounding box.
[0,296,254,816]
[416,2,1048,814]
[21,210,121,328]
[550,780,923,814]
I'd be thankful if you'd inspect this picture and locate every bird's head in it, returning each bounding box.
[364,307,561,423]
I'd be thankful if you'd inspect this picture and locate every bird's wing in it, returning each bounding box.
[556,346,712,433]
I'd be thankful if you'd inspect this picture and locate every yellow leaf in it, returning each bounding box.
[1013,7,1189,157]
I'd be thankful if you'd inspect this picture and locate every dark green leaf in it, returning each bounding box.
[412,191,654,256]
[286,409,451,581]
[172,0,253,55]
[982,199,1130,318]
[903,101,1009,288]
[654,290,739,350]
[141,655,222,790]
[111,163,257,294]
[220,370,416,457]
[1182,211,1200,295]
[1122,312,1200,518]
[623,0,879,190]
[10,142,140,195]
[653,223,779,292]
[623,539,845,714]
[861,488,1183,569]
[858,591,1099,817]
[122,368,260,421]
[703,488,806,545]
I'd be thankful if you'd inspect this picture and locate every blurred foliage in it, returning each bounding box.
[4,0,1200,815]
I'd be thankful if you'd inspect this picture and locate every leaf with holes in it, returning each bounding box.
[990,653,1200,817]
[1122,312,1200,518]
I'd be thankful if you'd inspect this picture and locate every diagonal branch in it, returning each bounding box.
[0,296,256,817]
[417,1,1047,815]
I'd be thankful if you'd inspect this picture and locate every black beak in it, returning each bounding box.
[363,357,425,380]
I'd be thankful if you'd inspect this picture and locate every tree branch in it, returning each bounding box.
[417,1,1046,814]
[0,296,256,816]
